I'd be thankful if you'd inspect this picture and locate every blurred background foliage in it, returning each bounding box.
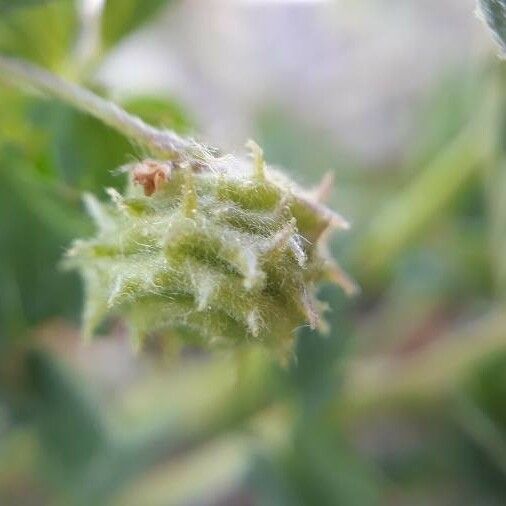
[0,1,505,505]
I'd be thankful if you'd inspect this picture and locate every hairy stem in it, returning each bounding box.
[0,55,197,159]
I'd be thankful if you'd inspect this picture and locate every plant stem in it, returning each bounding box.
[354,124,488,276]
[0,55,197,159]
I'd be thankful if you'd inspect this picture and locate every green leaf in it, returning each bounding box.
[478,0,506,55]
[101,0,176,50]
[0,0,76,70]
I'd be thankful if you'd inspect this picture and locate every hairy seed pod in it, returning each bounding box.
[65,141,356,360]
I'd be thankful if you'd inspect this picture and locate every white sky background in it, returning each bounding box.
[98,0,490,166]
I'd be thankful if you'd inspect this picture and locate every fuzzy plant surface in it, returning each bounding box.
[65,141,355,359]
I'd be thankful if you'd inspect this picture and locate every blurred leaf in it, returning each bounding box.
[50,103,132,191]
[0,0,75,70]
[453,393,506,479]
[21,350,111,494]
[290,284,352,412]
[338,311,506,419]
[250,419,379,506]
[486,70,506,294]
[355,127,485,278]
[110,436,248,506]
[101,0,176,50]
[410,68,484,172]
[0,0,56,12]
[0,90,37,150]
[466,352,506,434]
[123,95,194,134]
[287,423,379,506]
[0,428,54,504]
[478,0,506,55]
[449,390,506,501]
[0,151,89,342]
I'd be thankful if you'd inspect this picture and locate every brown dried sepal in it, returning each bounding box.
[132,160,172,196]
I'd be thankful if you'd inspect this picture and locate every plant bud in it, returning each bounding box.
[66,141,355,360]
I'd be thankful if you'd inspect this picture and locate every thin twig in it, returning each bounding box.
[0,55,197,159]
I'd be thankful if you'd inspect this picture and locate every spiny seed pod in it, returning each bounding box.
[65,141,356,360]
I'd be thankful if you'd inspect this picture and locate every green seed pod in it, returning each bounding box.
[66,141,355,360]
